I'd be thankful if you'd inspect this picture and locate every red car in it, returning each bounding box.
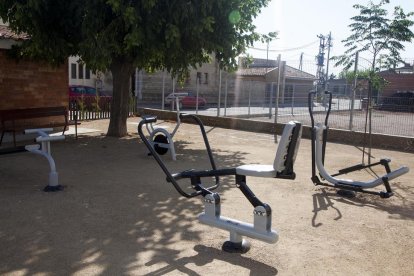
[165,92,207,109]
[69,85,111,110]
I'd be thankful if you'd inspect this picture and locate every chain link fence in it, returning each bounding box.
[135,77,413,138]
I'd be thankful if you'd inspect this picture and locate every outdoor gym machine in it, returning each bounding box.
[143,96,182,160]
[138,114,302,253]
[0,128,65,191]
[308,91,409,198]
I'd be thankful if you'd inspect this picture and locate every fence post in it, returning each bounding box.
[217,69,222,117]
[274,54,281,125]
[162,71,166,110]
[248,81,251,117]
[224,74,228,117]
[291,84,295,115]
[274,54,282,143]
[196,75,200,115]
[349,51,358,131]
[268,82,273,119]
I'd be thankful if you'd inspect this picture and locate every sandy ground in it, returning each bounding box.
[0,117,413,276]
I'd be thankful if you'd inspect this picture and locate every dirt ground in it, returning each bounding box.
[0,117,413,276]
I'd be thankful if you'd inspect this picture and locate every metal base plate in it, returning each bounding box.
[336,189,356,198]
[222,239,251,254]
[43,185,64,192]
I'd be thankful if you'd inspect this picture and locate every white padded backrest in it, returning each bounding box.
[273,121,302,172]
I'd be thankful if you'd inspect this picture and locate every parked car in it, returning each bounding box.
[69,85,112,111]
[164,91,207,109]
[376,91,414,112]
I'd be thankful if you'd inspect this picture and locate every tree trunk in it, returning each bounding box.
[107,58,134,137]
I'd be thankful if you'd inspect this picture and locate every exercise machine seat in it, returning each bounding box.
[236,121,302,178]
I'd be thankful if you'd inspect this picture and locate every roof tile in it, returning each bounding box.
[0,25,29,40]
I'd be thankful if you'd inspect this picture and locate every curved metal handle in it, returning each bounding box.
[141,115,157,124]
[138,115,220,198]
[308,91,316,129]
[324,90,333,127]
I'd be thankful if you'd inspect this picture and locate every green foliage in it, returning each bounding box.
[260,31,278,44]
[332,0,414,72]
[1,0,270,78]
[338,70,388,91]
[0,0,82,65]
[1,0,270,136]
[240,53,254,68]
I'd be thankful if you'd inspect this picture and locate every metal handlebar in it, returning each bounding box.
[324,91,333,127]
[308,91,317,129]
[138,115,220,198]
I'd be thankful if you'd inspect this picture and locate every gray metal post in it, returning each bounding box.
[248,81,251,117]
[196,75,200,115]
[274,54,281,125]
[224,74,228,116]
[291,84,295,115]
[171,77,176,111]
[349,51,359,130]
[268,82,273,119]
[162,71,166,110]
[217,69,222,117]
[274,54,282,143]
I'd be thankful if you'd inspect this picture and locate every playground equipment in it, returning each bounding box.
[0,128,65,192]
[143,96,182,160]
[138,114,302,253]
[308,91,409,198]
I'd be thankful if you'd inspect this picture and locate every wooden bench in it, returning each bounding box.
[0,106,79,146]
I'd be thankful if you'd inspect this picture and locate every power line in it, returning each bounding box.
[248,40,318,52]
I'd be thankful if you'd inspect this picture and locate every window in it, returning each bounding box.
[85,68,91,79]
[284,84,294,102]
[196,72,202,84]
[204,73,208,84]
[78,64,84,79]
[71,63,77,79]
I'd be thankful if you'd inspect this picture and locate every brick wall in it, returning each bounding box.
[0,49,68,110]
[380,73,414,97]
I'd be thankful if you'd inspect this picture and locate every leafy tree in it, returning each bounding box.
[338,69,388,96]
[333,0,414,73]
[0,0,270,137]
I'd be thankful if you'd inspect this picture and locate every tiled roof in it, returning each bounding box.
[238,57,315,80]
[0,25,29,40]
[237,64,315,80]
[249,58,278,68]
[285,65,315,80]
[237,67,277,76]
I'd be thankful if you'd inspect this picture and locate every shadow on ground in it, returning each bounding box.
[0,133,276,275]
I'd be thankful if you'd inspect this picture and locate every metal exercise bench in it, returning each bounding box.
[138,114,302,253]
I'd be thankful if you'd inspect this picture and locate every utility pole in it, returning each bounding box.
[324,32,332,91]
[316,34,326,92]
[299,52,303,71]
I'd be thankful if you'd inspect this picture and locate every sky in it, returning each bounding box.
[248,0,414,75]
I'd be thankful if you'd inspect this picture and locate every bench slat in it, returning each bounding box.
[0,106,78,146]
